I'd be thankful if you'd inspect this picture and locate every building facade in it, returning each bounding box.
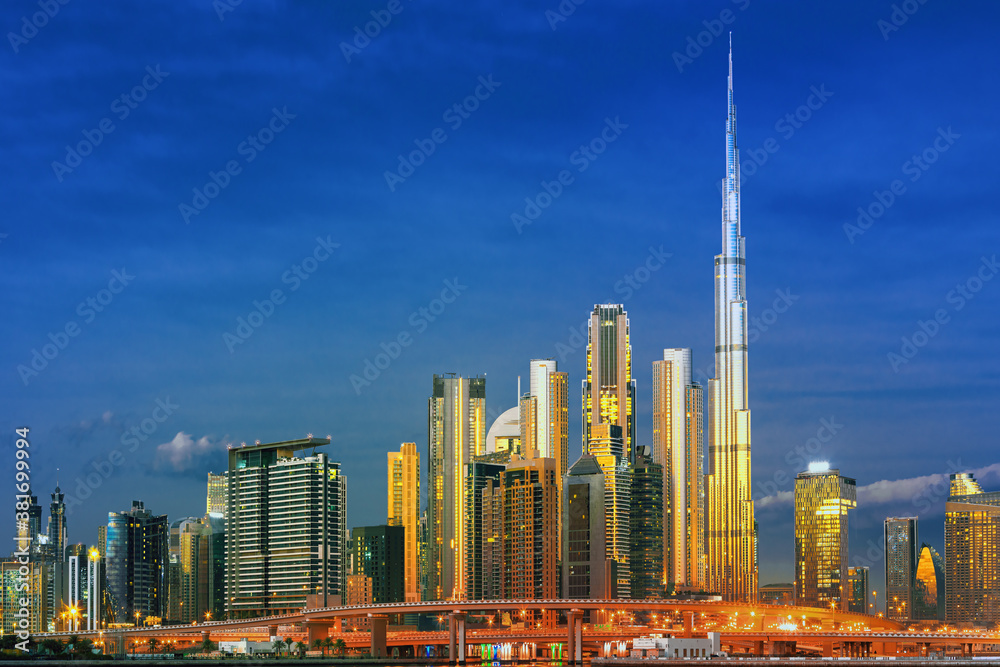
[225,438,346,618]
[705,44,757,603]
[583,305,636,462]
[106,500,168,623]
[913,543,945,620]
[794,465,856,610]
[351,525,405,604]
[563,456,608,601]
[387,442,420,603]
[884,517,917,620]
[630,446,664,599]
[465,460,504,600]
[847,566,870,615]
[588,423,631,598]
[206,473,227,516]
[652,348,704,591]
[427,374,486,600]
[944,473,1000,623]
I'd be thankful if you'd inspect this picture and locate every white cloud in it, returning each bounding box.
[756,462,1000,510]
[154,432,228,472]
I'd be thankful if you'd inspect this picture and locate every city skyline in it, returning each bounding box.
[3,1,1000,600]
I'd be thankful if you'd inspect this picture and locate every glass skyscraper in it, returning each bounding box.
[944,473,1000,623]
[583,304,636,462]
[884,516,917,620]
[794,464,856,610]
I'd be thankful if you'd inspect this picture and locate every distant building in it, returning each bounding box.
[912,543,944,620]
[485,407,520,457]
[847,566,870,615]
[588,423,631,598]
[1,559,48,635]
[387,443,420,603]
[633,632,721,659]
[944,473,1000,623]
[583,305,636,461]
[351,525,404,604]
[759,583,795,606]
[106,500,169,623]
[167,516,223,623]
[630,446,664,599]
[794,464,856,611]
[481,479,504,600]
[206,473,227,516]
[884,517,917,620]
[465,460,504,600]
[225,437,346,618]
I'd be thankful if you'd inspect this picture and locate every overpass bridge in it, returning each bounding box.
[41,598,998,664]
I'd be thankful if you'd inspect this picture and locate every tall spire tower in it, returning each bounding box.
[705,37,758,601]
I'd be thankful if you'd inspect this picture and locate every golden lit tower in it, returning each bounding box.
[794,463,856,611]
[652,348,704,591]
[387,442,420,603]
[583,304,636,461]
[705,40,757,602]
[944,473,1000,623]
[427,374,486,600]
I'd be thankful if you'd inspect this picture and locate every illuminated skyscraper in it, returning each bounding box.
[912,543,944,621]
[652,348,704,591]
[705,41,757,602]
[465,460,504,600]
[884,517,917,620]
[583,305,636,461]
[427,374,486,600]
[225,437,345,617]
[387,442,420,603]
[847,566,870,615]
[563,455,609,600]
[48,485,67,562]
[206,472,227,516]
[351,525,404,604]
[106,500,169,622]
[588,423,631,598]
[794,464,856,610]
[944,473,1000,623]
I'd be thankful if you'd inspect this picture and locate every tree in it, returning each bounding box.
[200,637,217,654]
[321,637,333,656]
[294,641,307,658]
[311,639,324,656]
[73,638,95,659]
[41,638,65,656]
[147,637,159,654]
[332,638,347,657]
[162,641,175,655]
[272,639,285,656]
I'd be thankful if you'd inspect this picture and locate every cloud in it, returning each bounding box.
[756,462,1000,509]
[154,432,228,472]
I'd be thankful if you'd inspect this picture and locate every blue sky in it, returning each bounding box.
[2,0,999,598]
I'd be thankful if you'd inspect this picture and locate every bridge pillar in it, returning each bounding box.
[822,640,833,658]
[448,612,466,664]
[304,622,327,645]
[682,611,694,637]
[567,609,583,664]
[369,615,388,658]
[267,625,278,640]
[753,640,764,655]
[201,631,210,645]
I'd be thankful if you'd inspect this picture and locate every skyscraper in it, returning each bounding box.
[563,455,608,600]
[583,305,636,461]
[588,423,632,598]
[912,543,944,621]
[167,517,217,624]
[465,460,504,600]
[106,500,169,623]
[705,41,757,602]
[652,348,704,591]
[944,473,1000,623]
[225,437,346,617]
[884,517,917,620]
[846,566,870,615]
[427,374,486,600]
[387,442,420,603]
[206,472,227,516]
[351,525,405,604]
[630,446,664,599]
[794,464,856,610]
[48,485,67,562]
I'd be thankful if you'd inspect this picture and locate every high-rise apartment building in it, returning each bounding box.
[630,446,664,599]
[427,374,486,600]
[884,517,917,620]
[794,464,856,610]
[106,500,169,623]
[652,348,704,591]
[47,485,67,562]
[351,525,405,604]
[587,424,631,598]
[583,305,636,462]
[1,559,48,635]
[705,43,757,603]
[913,543,944,620]
[225,437,346,618]
[167,516,223,624]
[944,473,1000,623]
[465,460,504,600]
[563,455,608,600]
[206,472,227,516]
[481,479,504,600]
[387,442,420,603]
